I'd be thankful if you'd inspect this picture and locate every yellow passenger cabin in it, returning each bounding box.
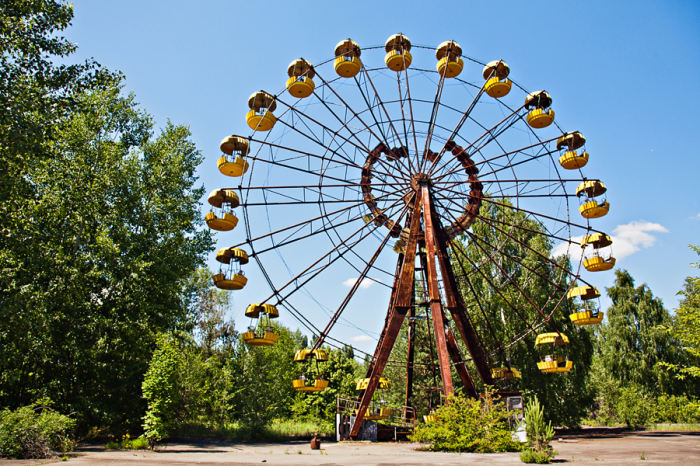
[334,39,362,78]
[581,233,616,272]
[212,247,248,290]
[576,180,610,219]
[293,348,329,392]
[535,332,573,374]
[246,91,277,132]
[566,285,604,325]
[482,60,512,98]
[491,367,521,380]
[524,91,555,129]
[286,58,315,99]
[242,303,279,346]
[354,377,392,420]
[557,131,589,170]
[217,135,250,177]
[436,40,464,78]
[205,188,240,231]
[384,33,412,72]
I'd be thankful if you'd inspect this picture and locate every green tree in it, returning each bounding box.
[232,323,307,436]
[0,83,212,430]
[142,334,181,448]
[596,270,676,395]
[662,245,700,379]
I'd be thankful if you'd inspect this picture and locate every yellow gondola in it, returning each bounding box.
[435,40,463,78]
[491,367,521,379]
[384,33,412,72]
[482,60,512,98]
[576,180,610,219]
[217,135,250,177]
[566,286,604,325]
[581,233,616,272]
[354,377,392,420]
[524,91,555,129]
[535,332,573,374]
[246,91,276,132]
[286,58,315,99]
[292,349,329,392]
[205,188,239,231]
[557,131,589,170]
[334,39,362,78]
[212,247,248,290]
[242,304,279,346]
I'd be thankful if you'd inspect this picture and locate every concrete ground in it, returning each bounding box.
[1,428,699,465]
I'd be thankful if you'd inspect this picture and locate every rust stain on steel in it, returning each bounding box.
[421,185,454,398]
[349,195,422,439]
[434,224,495,386]
[445,324,478,398]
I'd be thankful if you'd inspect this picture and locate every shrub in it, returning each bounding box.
[616,387,650,428]
[105,440,120,450]
[130,436,150,450]
[652,395,700,424]
[520,448,554,464]
[520,396,555,464]
[409,388,521,453]
[0,401,75,459]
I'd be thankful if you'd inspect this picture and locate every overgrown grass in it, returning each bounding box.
[171,419,334,441]
[646,423,700,431]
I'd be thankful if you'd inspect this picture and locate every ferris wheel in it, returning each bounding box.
[205,33,614,437]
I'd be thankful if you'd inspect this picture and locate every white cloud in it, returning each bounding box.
[691,213,700,220]
[612,221,668,259]
[552,220,668,262]
[342,277,378,289]
[352,335,373,342]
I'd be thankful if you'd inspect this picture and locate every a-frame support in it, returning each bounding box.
[350,183,489,439]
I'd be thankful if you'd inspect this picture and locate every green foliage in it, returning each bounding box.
[453,199,594,427]
[661,245,700,379]
[105,440,119,450]
[142,334,181,447]
[409,389,521,453]
[651,395,700,424]
[0,1,212,433]
[523,396,554,455]
[615,386,650,428]
[105,435,149,450]
[0,400,75,459]
[520,448,555,464]
[597,270,677,395]
[233,324,306,436]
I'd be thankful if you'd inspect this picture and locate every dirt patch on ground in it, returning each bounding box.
[1,427,698,465]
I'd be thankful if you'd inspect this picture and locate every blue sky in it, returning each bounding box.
[65,0,700,355]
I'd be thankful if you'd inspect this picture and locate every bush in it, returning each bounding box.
[520,396,555,464]
[130,436,150,450]
[616,387,650,428]
[520,448,554,464]
[409,388,521,453]
[652,395,700,424]
[0,401,75,459]
[105,440,120,450]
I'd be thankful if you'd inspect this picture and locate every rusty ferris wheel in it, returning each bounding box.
[205,33,614,438]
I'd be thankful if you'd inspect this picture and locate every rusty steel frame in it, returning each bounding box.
[348,184,490,439]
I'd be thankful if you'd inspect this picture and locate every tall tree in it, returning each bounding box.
[0,83,212,430]
[596,269,676,395]
[660,245,700,379]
